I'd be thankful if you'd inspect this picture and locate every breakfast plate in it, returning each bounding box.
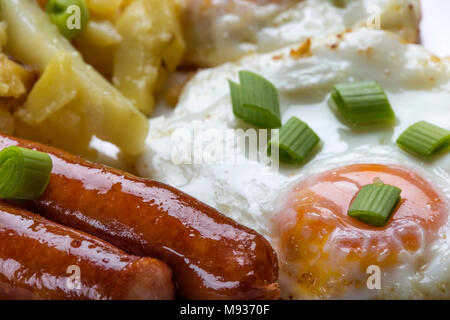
[0,0,448,302]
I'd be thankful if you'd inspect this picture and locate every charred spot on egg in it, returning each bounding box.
[274,164,448,299]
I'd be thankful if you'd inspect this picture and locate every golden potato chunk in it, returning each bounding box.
[113,0,185,115]
[16,51,77,124]
[74,20,122,79]
[86,0,123,21]
[2,0,148,159]
[0,104,15,135]
[0,54,35,99]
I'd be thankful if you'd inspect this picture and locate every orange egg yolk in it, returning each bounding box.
[275,164,448,299]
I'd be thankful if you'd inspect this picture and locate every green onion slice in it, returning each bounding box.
[229,70,281,128]
[268,116,320,164]
[396,121,450,157]
[348,181,401,227]
[46,0,90,39]
[0,146,53,201]
[331,81,395,126]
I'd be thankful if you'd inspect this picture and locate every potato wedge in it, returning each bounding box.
[0,104,15,134]
[86,0,123,21]
[1,0,148,158]
[73,20,122,78]
[113,0,185,115]
[0,53,35,98]
[0,47,35,136]
[16,51,77,124]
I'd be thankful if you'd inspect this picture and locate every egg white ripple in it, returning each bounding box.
[138,28,450,299]
[182,0,420,66]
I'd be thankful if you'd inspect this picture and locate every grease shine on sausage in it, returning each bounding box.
[0,201,174,300]
[0,134,279,299]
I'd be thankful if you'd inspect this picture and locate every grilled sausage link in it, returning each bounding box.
[0,201,174,300]
[0,134,279,299]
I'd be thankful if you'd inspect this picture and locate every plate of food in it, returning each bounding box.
[0,0,448,303]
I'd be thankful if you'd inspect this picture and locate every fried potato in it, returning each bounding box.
[0,18,35,136]
[0,104,14,134]
[0,20,35,100]
[1,0,148,159]
[74,20,122,79]
[86,0,123,21]
[16,51,77,124]
[112,0,185,115]
[82,20,122,47]
[0,54,35,99]
[0,22,7,49]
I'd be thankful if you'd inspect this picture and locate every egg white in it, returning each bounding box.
[138,28,450,299]
[181,0,420,66]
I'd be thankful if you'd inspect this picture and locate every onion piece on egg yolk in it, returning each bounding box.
[274,164,448,299]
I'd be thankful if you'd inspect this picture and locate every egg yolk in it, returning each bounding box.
[275,164,448,299]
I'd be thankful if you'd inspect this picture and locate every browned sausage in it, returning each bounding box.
[0,134,279,300]
[0,201,174,300]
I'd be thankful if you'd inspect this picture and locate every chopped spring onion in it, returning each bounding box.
[396,121,450,157]
[268,116,320,164]
[0,146,53,201]
[331,81,395,126]
[46,0,89,39]
[229,71,281,128]
[348,181,401,227]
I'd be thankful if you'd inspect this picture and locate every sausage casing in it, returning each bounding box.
[0,201,174,300]
[0,134,279,299]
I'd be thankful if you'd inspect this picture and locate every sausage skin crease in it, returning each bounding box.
[0,134,279,299]
[0,201,174,300]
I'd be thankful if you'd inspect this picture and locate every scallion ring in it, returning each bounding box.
[268,116,320,164]
[331,81,395,126]
[229,70,281,128]
[348,181,401,227]
[0,146,53,201]
[396,121,450,157]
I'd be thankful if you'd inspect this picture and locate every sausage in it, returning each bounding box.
[0,134,279,299]
[0,201,174,300]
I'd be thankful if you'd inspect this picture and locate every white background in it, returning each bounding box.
[420,0,450,57]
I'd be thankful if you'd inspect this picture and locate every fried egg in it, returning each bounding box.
[138,28,450,299]
[180,0,420,67]
[275,164,448,299]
